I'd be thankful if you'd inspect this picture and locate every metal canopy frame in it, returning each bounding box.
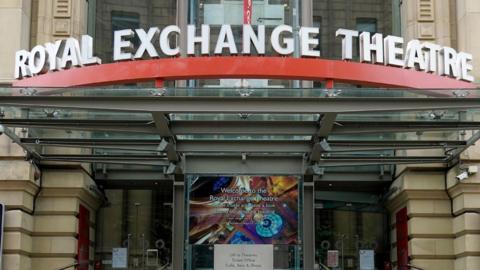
[0,88,479,179]
[2,95,480,113]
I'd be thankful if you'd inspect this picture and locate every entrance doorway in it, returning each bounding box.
[94,182,173,269]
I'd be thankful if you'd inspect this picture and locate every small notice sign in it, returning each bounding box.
[112,248,128,268]
[359,249,375,270]
[327,250,339,267]
[214,244,273,270]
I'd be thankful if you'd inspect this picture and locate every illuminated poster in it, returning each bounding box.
[189,176,299,245]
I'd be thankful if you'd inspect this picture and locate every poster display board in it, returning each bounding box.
[214,244,273,270]
[189,176,299,245]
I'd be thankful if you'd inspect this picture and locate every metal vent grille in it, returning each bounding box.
[53,0,71,18]
[417,0,435,22]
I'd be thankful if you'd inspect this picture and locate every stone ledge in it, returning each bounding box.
[34,210,78,216]
[409,213,452,218]
[30,258,76,270]
[454,213,480,234]
[454,235,480,255]
[35,197,78,214]
[407,199,452,216]
[410,254,456,259]
[387,189,449,212]
[409,258,454,270]
[452,194,480,215]
[455,256,480,270]
[455,230,480,237]
[409,238,454,257]
[31,236,77,255]
[2,249,31,257]
[31,232,77,237]
[448,182,480,199]
[42,169,93,189]
[410,234,455,238]
[4,210,34,234]
[0,180,39,195]
[2,254,31,270]
[455,252,480,258]
[29,253,76,258]
[39,187,101,212]
[0,160,36,181]
[0,135,27,157]
[3,231,32,254]
[0,190,35,212]
[408,217,453,236]
[33,215,78,235]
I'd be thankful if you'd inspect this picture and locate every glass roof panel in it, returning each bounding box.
[25,128,161,140]
[329,130,477,141]
[170,113,319,121]
[0,107,153,121]
[338,109,480,122]
[176,135,312,140]
[1,86,479,172]
[1,87,479,98]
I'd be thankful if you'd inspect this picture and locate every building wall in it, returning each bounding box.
[387,2,480,269]
[94,0,176,62]
[0,1,102,270]
[0,0,31,84]
[313,0,393,59]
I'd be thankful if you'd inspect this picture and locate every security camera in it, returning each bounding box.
[456,171,469,181]
[467,165,478,174]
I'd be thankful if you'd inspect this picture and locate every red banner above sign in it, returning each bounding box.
[13,56,476,90]
[244,0,252,24]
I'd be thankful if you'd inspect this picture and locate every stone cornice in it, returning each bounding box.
[386,189,449,211]
[448,182,480,198]
[0,180,39,195]
[39,187,102,211]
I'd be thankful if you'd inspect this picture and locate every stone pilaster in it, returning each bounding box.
[401,0,453,45]
[31,169,101,270]
[0,0,31,84]
[447,165,480,270]
[31,0,87,45]
[455,0,480,83]
[387,169,455,270]
[0,135,39,270]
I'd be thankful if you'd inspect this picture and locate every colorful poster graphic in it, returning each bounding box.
[189,176,299,245]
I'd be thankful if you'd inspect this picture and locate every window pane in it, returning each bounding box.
[94,0,177,62]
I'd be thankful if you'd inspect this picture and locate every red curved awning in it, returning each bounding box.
[13,56,476,89]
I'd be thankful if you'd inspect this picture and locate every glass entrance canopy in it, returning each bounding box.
[0,87,479,184]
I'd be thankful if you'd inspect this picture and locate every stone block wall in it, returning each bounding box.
[387,166,480,270]
[0,135,101,270]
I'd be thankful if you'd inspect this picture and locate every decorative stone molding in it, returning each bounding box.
[417,22,436,40]
[32,0,87,44]
[417,0,435,21]
[53,0,71,18]
[453,213,480,237]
